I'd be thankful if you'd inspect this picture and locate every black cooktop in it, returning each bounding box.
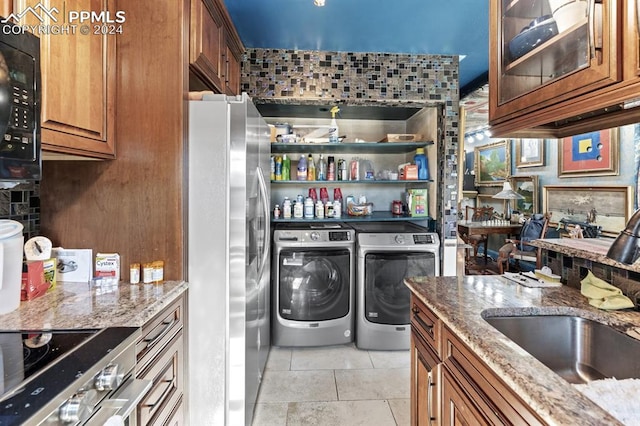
[0,327,138,425]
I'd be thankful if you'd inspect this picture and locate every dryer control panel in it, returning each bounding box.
[413,234,436,244]
[329,231,352,242]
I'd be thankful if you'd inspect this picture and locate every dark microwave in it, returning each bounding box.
[0,20,41,181]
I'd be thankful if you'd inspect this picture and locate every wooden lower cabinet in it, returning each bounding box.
[411,332,440,426]
[442,367,489,426]
[410,295,545,426]
[135,295,186,425]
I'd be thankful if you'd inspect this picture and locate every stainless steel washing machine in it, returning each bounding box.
[352,222,440,350]
[272,223,355,347]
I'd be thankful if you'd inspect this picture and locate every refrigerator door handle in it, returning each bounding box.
[256,166,270,282]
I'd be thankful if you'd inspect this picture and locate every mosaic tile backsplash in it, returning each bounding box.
[241,49,460,239]
[0,181,40,239]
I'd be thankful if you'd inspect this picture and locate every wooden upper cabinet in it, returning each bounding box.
[189,0,243,94]
[16,0,116,158]
[190,0,224,91]
[488,0,640,137]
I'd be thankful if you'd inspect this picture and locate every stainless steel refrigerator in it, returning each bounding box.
[188,93,271,426]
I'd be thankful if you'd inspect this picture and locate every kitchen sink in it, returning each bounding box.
[484,315,640,384]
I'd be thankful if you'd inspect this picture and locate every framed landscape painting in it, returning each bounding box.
[558,129,619,177]
[510,175,538,215]
[542,185,633,236]
[474,140,510,186]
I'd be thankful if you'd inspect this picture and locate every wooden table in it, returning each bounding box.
[458,221,522,273]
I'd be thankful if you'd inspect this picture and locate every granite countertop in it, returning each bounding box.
[530,238,640,273]
[406,275,640,426]
[0,280,188,330]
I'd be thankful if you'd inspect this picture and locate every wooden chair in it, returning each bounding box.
[463,206,494,263]
[497,213,551,274]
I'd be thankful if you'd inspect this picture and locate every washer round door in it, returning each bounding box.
[364,252,436,325]
[278,249,351,321]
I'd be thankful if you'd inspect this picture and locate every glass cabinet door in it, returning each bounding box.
[492,0,620,119]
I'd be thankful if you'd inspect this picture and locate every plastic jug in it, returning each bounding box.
[414,148,429,180]
[0,220,24,315]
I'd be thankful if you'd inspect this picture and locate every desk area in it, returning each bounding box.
[458,220,522,274]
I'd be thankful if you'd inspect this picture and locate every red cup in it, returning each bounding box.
[309,188,318,202]
[319,187,329,203]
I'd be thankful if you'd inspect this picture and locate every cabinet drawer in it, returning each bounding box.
[410,295,441,358]
[136,296,184,372]
[136,331,184,426]
[443,326,544,426]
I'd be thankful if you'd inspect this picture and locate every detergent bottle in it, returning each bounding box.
[414,148,429,180]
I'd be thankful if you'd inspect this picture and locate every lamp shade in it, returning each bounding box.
[492,182,525,200]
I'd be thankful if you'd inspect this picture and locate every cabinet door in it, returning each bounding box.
[16,0,116,158]
[225,44,241,95]
[490,0,620,124]
[411,332,440,426]
[190,0,224,92]
[442,367,490,426]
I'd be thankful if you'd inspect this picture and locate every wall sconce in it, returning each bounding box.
[314,0,325,6]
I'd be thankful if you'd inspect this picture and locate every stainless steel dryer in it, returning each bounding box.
[272,223,355,347]
[352,222,440,350]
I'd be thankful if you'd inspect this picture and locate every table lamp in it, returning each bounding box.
[492,182,524,221]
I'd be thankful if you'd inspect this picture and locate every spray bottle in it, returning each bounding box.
[329,106,340,143]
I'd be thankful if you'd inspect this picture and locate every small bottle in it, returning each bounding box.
[307,154,316,181]
[270,156,276,181]
[304,197,314,219]
[317,154,327,181]
[293,200,304,218]
[130,263,140,284]
[283,197,292,219]
[297,155,307,181]
[333,200,342,218]
[325,201,334,218]
[282,154,291,181]
[142,263,154,284]
[327,156,335,181]
[275,156,282,181]
[315,200,325,218]
[338,159,347,181]
[273,204,281,219]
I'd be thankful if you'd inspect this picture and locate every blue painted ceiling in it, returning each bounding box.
[223,0,489,97]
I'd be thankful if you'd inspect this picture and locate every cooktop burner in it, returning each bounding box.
[0,327,139,425]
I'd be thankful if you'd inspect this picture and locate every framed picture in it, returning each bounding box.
[510,175,538,215]
[515,139,544,168]
[558,128,619,177]
[542,185,633,236]
[476,194,505,217]
[474,140,510,186]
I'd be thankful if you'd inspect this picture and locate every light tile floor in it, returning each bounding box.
[252,344,410,426]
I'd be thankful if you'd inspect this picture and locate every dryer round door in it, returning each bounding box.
[364,252,436,325]
[278,249,351,321]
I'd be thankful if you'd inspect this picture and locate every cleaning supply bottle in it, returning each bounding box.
[329,106,340,143]
[414,148,429,180]
[307,154,316,181]
[297,155,307,180]
[282,154,290,181]
[317,154,327,181]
